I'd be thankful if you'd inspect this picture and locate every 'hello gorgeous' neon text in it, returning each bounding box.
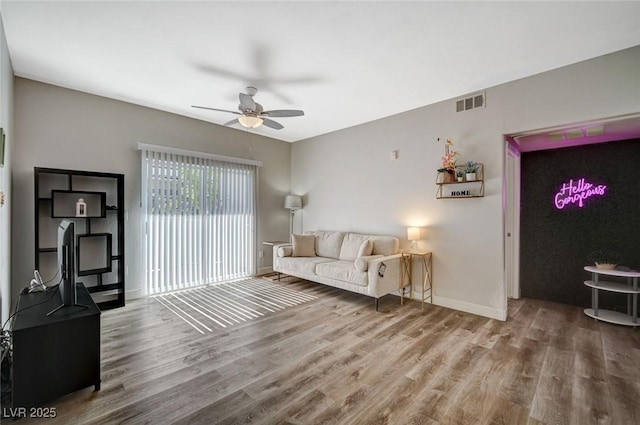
[554,178,607,209]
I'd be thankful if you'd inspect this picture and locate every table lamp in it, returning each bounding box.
[407,227,421,251]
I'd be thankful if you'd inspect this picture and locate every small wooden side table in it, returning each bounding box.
[400,252,412,305]
[401,250,433,310]
[262,241,289,246]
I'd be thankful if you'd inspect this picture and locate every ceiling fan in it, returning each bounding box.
[192,86,304,130]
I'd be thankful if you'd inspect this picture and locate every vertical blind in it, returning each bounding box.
[140,146,258,295]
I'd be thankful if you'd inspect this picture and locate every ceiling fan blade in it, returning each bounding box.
[239,93,257,111]
[262,118,284,130]
[262,109,305,118]
[192,105,240,115]
[224,118,240,127]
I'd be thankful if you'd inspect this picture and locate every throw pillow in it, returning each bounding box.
[292,234,316,257]
[354,254,383,272]
[354,257,368,272]
[357,240,373,257]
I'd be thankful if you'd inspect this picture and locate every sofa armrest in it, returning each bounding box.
[276,245,293,257]
[367,254,402,298]
[272,243,292,272]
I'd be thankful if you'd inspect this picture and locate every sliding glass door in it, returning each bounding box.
[141,148,257,295]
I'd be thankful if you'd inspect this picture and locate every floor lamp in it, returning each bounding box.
[284,195,302,242]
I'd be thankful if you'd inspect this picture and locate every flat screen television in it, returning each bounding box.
[48,219,82,315]
[58,219,77,306]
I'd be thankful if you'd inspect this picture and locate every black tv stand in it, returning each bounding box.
[46,302,89,316]
[11,282,101,409]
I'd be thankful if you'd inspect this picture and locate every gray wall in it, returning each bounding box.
[0,14,14,325]
[292,45,640,320]
[12,78,292,303]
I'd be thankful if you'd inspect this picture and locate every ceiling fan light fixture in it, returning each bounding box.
[192,87,303,131]
[238,115,263,128]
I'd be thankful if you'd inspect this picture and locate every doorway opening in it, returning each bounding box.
[503,113,640,306]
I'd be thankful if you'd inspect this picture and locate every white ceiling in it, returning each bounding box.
[1,1,639,143]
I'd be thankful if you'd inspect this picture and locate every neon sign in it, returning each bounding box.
[554,178,607,209]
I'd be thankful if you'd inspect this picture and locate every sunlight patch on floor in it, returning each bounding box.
[152,277,317,333]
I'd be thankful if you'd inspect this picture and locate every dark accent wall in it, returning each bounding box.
[520,139,640,308]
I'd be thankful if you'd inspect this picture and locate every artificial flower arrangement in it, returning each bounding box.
[436,138,458,175]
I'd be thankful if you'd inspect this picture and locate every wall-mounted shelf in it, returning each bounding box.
[436,163,485,199]
[34,167,125,310]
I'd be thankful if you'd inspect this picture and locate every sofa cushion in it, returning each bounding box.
[278,257,335,275]
[312,231,345,259]
[292,234,316,257]
[315,260,368,286]
[339,233,372,261]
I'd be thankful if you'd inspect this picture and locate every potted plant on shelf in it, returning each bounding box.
[456,170,464,182]
[587,249,620,270]
[437,138,458,183]
[464,161,479,181]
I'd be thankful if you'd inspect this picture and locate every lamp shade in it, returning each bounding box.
[407,227,421,241]
[238,115,264,128]
[284,195,302,210]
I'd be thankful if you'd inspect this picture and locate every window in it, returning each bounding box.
[140,146,259,294]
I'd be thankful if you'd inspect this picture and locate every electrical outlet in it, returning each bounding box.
[390,150,398,160]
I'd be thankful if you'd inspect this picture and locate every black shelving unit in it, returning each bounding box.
[34,167,125,310]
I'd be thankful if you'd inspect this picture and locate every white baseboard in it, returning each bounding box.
[433,295,507,321]
[258,266,274,275]
[126,288,143,300]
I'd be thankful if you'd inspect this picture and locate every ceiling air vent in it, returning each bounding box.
[548,132,565,142]
[586,126,604,137]
[566,129,584,139]
[456,92,486,112]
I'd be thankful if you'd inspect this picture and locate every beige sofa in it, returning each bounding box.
[273,231,401,310]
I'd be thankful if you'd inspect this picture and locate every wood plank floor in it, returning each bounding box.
[17,278,640,425]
